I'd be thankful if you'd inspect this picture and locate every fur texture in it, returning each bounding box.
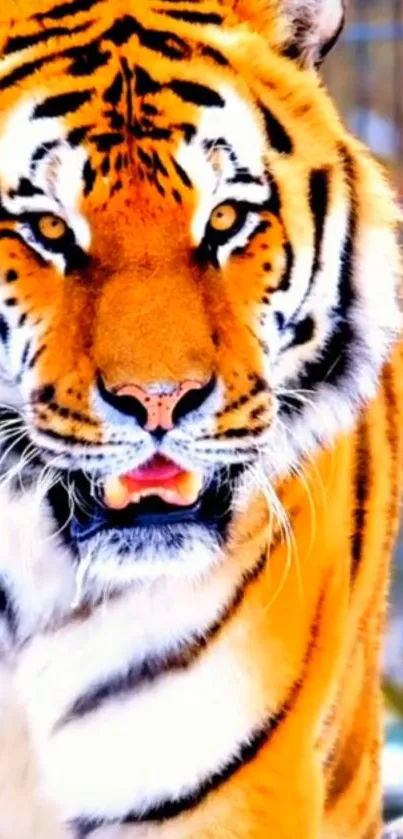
[0,1,401,838]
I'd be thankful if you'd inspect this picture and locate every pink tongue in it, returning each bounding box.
[124,454,184,486]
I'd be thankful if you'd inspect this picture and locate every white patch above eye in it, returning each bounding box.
[176,83,270,246]
[0,98,65,192]
[0,96,91,261]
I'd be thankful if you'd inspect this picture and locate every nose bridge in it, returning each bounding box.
[117,380,203,431]
[94,263,215,385]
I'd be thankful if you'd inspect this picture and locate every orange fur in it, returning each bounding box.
[0,2,401,838]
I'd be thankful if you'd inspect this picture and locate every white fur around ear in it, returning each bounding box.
[282,0,346,65]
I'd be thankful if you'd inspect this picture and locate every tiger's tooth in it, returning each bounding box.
[161,488,184,505]
[133,487,157,500]
[104,468,204,510]
[177,470,204,504]
[104,476,132,509]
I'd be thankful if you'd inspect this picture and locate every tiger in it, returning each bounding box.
[0,0,401,838]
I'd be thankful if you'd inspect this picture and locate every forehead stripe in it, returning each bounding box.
[3,22,92,56]
[0,16,189,91]
[33,0,102,22]
[200,45,229,66]
[156,9,223,25]
[33,89,93,119]
[0,57,48,91]
[169,80,224,108]
[104,15,190,60]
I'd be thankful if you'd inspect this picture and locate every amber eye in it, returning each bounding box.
[209,202,239,233]
[37,213,68,242]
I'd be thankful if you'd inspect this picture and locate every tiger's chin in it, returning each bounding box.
[49,464,242,602]
[74,526,223,602]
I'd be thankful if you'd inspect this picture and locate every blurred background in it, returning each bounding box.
[323,0,403,819]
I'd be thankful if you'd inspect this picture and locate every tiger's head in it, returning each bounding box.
[0,0,400,616]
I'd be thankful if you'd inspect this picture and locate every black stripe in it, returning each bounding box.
[33,90,93,119]
[103,72,124,106]
[135,63,161,96]
[350,420,370,581]
[227,172,263,186]
[121,58,134,133]
[200,45,229,66]
[58,548,269,728]
[381,362,400,548]
[73,587,326,835]
[170,156,192,187]
[169,79,224,108]
[259,104,293,154]
[0,314,9,344]
[65,40,111,75]
[0,57,49,91]
[213,425,269,440]
[0,15,189,92]
[0,230,24,243]
[279,241,294,291]
[67,126,91,146]
[284,170,329,349]
[0,20,144,91]
[33,0,102,22]
[289,168,330,326]
[31,140,59,169]
[134,24,191,60]
[288,315,315,348]
[280,148,357,419]
[155,8,223,24]
[104,15,190,60]
[4,22,91,55]
[90,132,124,152]
[172,121,195,143]
[308,168,329,283]
[0,579,18,637]
[82,159,97,196]
[73,723,274,835]
[27,344,47,369]
[9,178,44,199]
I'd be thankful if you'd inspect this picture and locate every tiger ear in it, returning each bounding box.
[280,0,346,65]
[226,0,346,67]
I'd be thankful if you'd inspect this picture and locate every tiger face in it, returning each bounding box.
[0,0,399,609]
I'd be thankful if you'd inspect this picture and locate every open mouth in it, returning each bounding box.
[52,455,243,548]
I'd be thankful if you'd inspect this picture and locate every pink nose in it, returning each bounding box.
[115,380,211,431]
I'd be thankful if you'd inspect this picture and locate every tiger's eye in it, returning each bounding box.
[209,202,238,233]
[37,214,68,241]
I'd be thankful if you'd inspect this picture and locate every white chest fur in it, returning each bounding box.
[13,554,265,827]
